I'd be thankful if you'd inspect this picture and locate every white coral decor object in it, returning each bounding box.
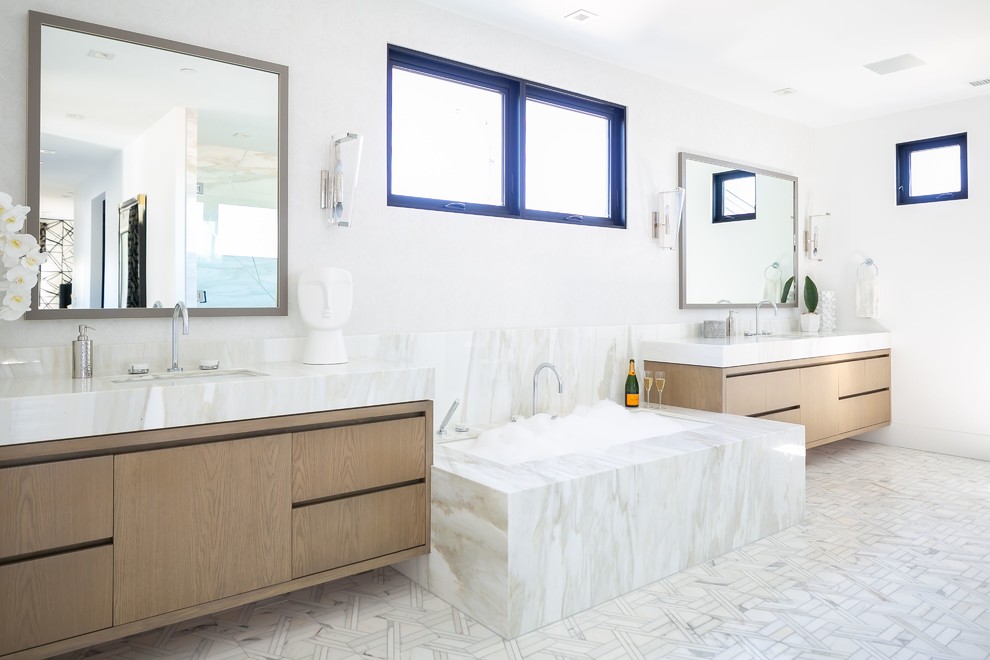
[0,191,47,320]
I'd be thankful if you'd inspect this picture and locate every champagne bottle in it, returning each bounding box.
[624,359,639,408]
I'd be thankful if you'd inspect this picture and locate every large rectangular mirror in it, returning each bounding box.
[678,152,798,308]
[26,12,288,318]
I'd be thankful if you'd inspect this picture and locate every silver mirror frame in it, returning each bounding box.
[25,11,289,319]
[678,152,798,310]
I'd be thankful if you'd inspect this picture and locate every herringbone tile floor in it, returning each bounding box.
[56,440,990,659]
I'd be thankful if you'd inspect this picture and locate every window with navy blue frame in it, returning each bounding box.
[387,45,626,228]
[712,169,757,223]
[896,133,968,205]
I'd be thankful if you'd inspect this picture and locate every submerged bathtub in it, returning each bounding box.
[396,402,805,638]
[446,400,711,465]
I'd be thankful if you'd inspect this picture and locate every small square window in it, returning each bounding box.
[712,169,756,223]
[896,133,967,205]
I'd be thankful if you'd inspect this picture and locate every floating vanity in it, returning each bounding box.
[643,330,891,447]
[0,360,433,659]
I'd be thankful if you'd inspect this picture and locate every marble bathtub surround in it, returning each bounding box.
[400,406,805,637]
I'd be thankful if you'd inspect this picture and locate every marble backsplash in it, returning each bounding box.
[0,318,796,430]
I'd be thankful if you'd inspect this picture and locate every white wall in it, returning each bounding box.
[813,95,990,460]
[0,0,813,349]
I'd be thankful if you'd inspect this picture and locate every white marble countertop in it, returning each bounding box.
[433,406,804,494]
[0,358,434,446]
[640,330,891,368]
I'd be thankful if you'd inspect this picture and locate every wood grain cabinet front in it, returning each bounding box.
[292,483,428,578]
[647,350,891,448]
[292,417,426,503]
[0,400,432,660]
[113,434,292,624]
[0,546,112,656]
[0,456,112,561]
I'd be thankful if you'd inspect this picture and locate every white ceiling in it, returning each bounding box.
[415,0,990,127]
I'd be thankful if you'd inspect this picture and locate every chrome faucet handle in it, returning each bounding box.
[437,399,460,435]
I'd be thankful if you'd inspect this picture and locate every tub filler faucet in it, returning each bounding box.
[532,362,563,416]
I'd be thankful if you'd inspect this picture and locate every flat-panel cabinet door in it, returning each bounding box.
[800,364,839,444]
[114,435,291,624]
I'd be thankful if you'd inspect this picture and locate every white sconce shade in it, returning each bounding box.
[806,212,829,261]
[654,187,686,249]
[320,132,364,227]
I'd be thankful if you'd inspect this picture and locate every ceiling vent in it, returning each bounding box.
[863,54,925,75]
[564,9,597,22]
[773,87,797,96]
[969,78,990,87]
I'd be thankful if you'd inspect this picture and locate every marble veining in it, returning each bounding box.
[641,329,891,368]
[0,357,433,446]
[399,405,805,638]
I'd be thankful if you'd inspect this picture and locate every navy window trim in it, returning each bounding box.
[895,132,968,205]
[387,45,626,229]
[712,169,756,223]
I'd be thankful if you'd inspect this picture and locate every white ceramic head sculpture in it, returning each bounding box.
[298,267,353,364]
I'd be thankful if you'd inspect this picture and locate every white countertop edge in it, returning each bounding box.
[641,330,892,368]
[0,357,435,447]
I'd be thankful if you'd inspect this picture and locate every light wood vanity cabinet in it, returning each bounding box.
[647,349,890,448]
[0,401,432,660]
[0,457,114,657]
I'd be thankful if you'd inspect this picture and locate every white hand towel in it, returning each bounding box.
[763,275,782,305]
[856,274,879,318]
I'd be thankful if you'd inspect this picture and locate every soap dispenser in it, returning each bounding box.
[73,325,95,379]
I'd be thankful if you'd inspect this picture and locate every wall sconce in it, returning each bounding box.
[320,132,364,227]
[653,187,686,249]
[805,213,829,261]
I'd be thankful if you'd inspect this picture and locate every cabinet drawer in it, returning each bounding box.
[838,390,891,434]
[293,417,426,502]
[838,356,891,397]
[0,456,112,560]
[757,408,802,424]
[0,545,112,655]
[725,369,800,416]
[291,483,428,578]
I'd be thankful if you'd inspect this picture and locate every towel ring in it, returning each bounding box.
[857,258,879,278]
[764,262,781,278]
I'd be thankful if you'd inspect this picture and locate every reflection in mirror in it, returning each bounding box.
[678,153,797,309]
[27,12,288,318]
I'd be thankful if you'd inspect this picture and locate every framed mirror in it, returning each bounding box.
[26,12,288,318]
[678,152,798,309]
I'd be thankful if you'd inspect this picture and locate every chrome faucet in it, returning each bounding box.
[437,399,460,436]
[751,299,778,336]
[168,301,189,372]
[532,362,563,416]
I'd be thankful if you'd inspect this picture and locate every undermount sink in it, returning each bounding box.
[110,368,268,384]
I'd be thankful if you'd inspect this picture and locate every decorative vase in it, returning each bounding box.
[819,290,836,333]
[800,313,820,333]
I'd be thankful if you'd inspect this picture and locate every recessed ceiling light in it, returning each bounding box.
[40,148,55,154]
[86,49,115,61]
[564,9,598,22]
[180,67,196,74]
[863,53,925,75]
[968,78,990,87]
[773,87,797,96]
[232,132,251,139]
[61,192,74,198]
[66,113,85,120]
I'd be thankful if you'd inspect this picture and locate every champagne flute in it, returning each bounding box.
[643,370,654,409]
[654,371,666,407]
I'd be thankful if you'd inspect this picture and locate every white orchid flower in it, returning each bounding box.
[0,206,29,234]
[6,264,38,290]
[20,247,48,270]
[2,289,31,316]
